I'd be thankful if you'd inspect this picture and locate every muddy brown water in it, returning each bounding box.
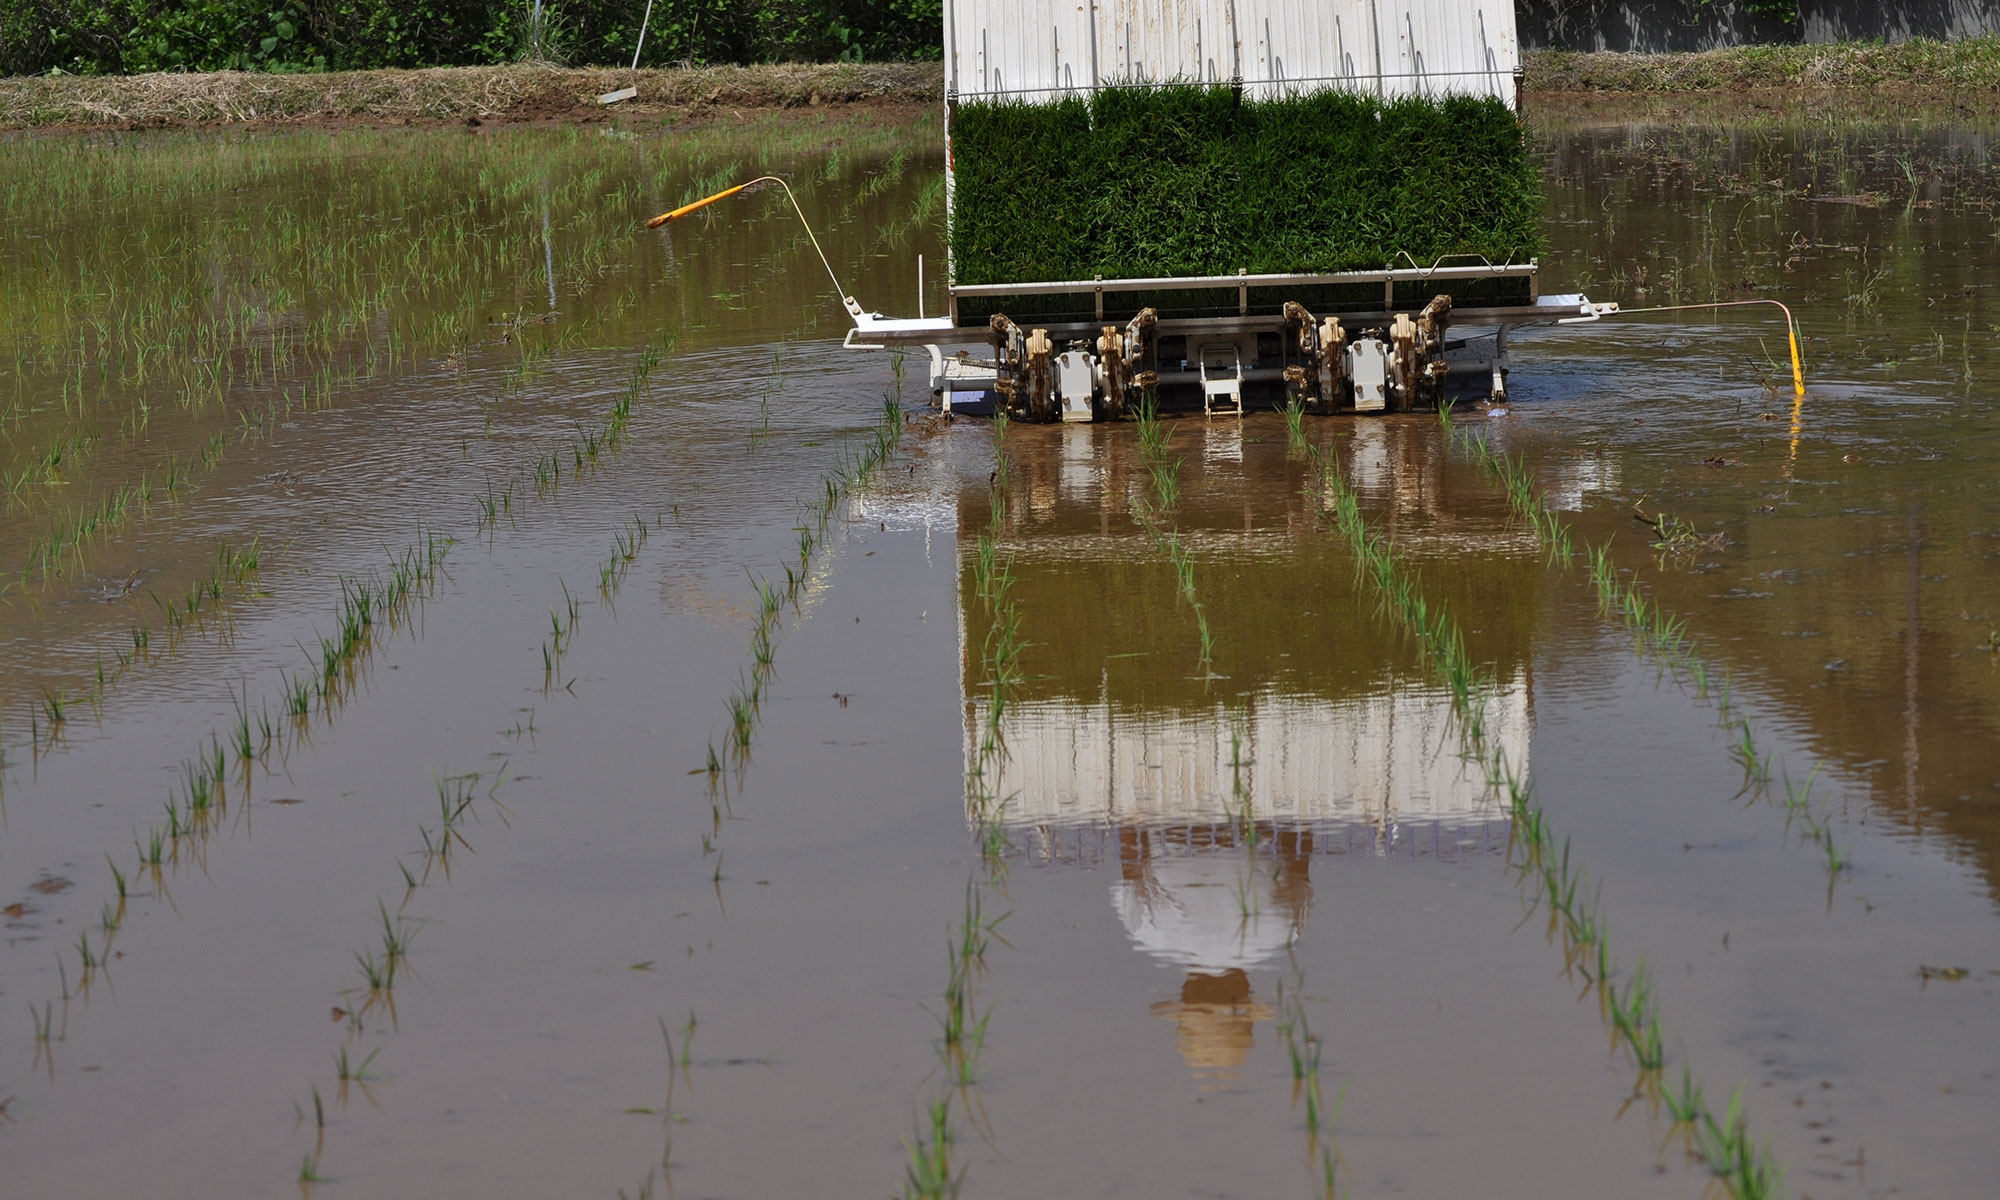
[1,100,1998,1197]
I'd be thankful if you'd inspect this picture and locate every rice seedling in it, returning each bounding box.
[900,1096,961,1200]
[1275,962,1346,1182]
[13,435,233,585]
[1730,722,1773,789]
[376,900,417,971]
[1664,1063,1707,1126]
[727,692,754,751]
[1607,960,1666,1071]
[1772,764,1850,877]
[934,939,991,1069]
[1463,434,1575,563]
[3,138,934,1127]
[298,1153,329,1187]
[354,946,396,995]
[228,682,264,762]
[434,772,478,841]
[333,1044,383,1084]
[617,1170,658,1200]
[282,671,312,718]
[1693,1088,1785,1199]
[1278,397,1311,449]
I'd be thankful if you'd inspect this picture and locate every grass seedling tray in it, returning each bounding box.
[949,86,1543,307]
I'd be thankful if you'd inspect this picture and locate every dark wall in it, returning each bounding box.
[1517,0,2000,52]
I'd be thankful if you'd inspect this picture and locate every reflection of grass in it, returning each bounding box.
[900,1097,959,1200]
[968,450,1025,822]
[701,393,902,783]
[22,535,262,745]
[1466,433,1851,881]
[1465,434,1574,561]
[1277,959,1345,1193]
[19,522,454,1073]
[333,1044,382,1084]
[3,120,926,740]
[1130,395,1215,672]
[297,1152,329,1187]
[901,875,1007,1198]
[1293,416,1786,1200]
[1845,262,1890,313]
[907,425,1023,1200]
[18,433,225,585]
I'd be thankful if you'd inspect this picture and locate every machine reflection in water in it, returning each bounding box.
[967,684,1529,1076]
[927,410,1548,1076]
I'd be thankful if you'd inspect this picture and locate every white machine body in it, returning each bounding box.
[832,1,1619,419]
[1345,339,1390,412]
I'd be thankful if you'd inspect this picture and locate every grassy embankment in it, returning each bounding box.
[0,61,939,129]
[1526,34,2000,93]
[9,38,2000,130]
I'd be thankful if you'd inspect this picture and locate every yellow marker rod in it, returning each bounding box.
[1784,312,1805,401]
[1564,296,1808,468]
[640,174,850,304]
[1572,298,1806,398]
[644,181,755,228]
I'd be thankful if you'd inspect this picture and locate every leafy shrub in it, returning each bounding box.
[0,0,939,75]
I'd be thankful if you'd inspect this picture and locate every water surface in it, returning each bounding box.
[1,99,1997,1198]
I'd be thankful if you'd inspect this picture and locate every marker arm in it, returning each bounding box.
[645,183,752,228]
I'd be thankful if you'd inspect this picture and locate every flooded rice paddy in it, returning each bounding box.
[3,98,1999,1197]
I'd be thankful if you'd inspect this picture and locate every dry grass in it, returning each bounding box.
[11,39,2000,132]
[1523,37,2000,96]
[0,61,945,130]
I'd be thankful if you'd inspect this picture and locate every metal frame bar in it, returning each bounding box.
[953,66,1514,100]
[948,260,1533,298]
[944,261,1538,326]
[852,301,1576,349]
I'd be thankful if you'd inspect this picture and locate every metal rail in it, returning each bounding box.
[948,261,1535,297]
[847,297,1598,349]
[947,260,1539,323]
[955,68,1517,101]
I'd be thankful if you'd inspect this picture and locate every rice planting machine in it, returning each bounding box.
[838,0,1619,420]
